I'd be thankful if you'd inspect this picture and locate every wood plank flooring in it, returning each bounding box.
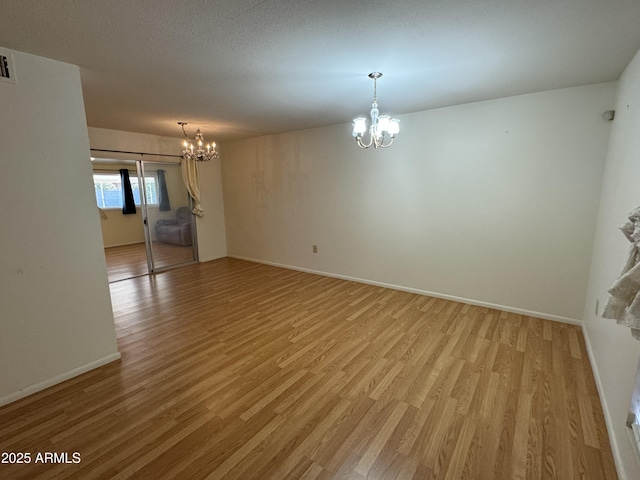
[104,243,149,282]
[0,258,618,479]
[104,242,194,283]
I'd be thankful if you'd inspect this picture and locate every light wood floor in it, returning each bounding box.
[104,243,148,282]
[104,242,195,282]
[0,258,617,479]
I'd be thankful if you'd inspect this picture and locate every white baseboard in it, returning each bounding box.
[581,327,627,479]
[104,241,145,249]
[0,352,122,407]
[227,255,581,326]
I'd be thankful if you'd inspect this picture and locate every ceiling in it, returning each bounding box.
[1,0,640,142]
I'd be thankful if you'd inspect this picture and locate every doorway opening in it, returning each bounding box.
[93,157,198,282]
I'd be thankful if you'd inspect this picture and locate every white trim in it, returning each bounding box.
[582,327,627,479]
[104,241,146,249]
[630,423,640,461]
[0,353,121,407]
[228,255,581,326]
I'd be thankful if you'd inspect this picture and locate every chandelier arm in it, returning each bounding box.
[356,125,396,149]
[377,136,395,148]
[355,135,374,149]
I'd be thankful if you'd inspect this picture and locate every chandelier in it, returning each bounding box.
[178,122,219,161]
[352,72,400,149]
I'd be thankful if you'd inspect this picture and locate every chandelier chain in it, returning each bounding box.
[180,122,189,140]
[373,77,377,104]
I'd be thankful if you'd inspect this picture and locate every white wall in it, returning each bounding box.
[196,157,228,261]
[0,48,120,405]
[222,83,616,322]
[583,48,640,480]
[99,208,145,247]
[89,127,183,156]
[88,127,227,261]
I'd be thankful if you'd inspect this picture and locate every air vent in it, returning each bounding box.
[0,51,16,84]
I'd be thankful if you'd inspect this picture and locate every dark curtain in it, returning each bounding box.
[119,169,136,215]
[157,169,171,212]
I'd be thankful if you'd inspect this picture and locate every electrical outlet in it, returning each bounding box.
[312,245,318,253]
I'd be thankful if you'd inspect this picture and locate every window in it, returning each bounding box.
[93,172,158,208]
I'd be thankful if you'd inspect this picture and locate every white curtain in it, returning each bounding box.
[181,156,204,217]
[602,205,640,339]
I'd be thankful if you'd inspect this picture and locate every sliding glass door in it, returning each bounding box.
[95,155,197,281]
[137,161,197,272]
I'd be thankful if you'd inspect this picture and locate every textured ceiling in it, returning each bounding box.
[1,0,640,142]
